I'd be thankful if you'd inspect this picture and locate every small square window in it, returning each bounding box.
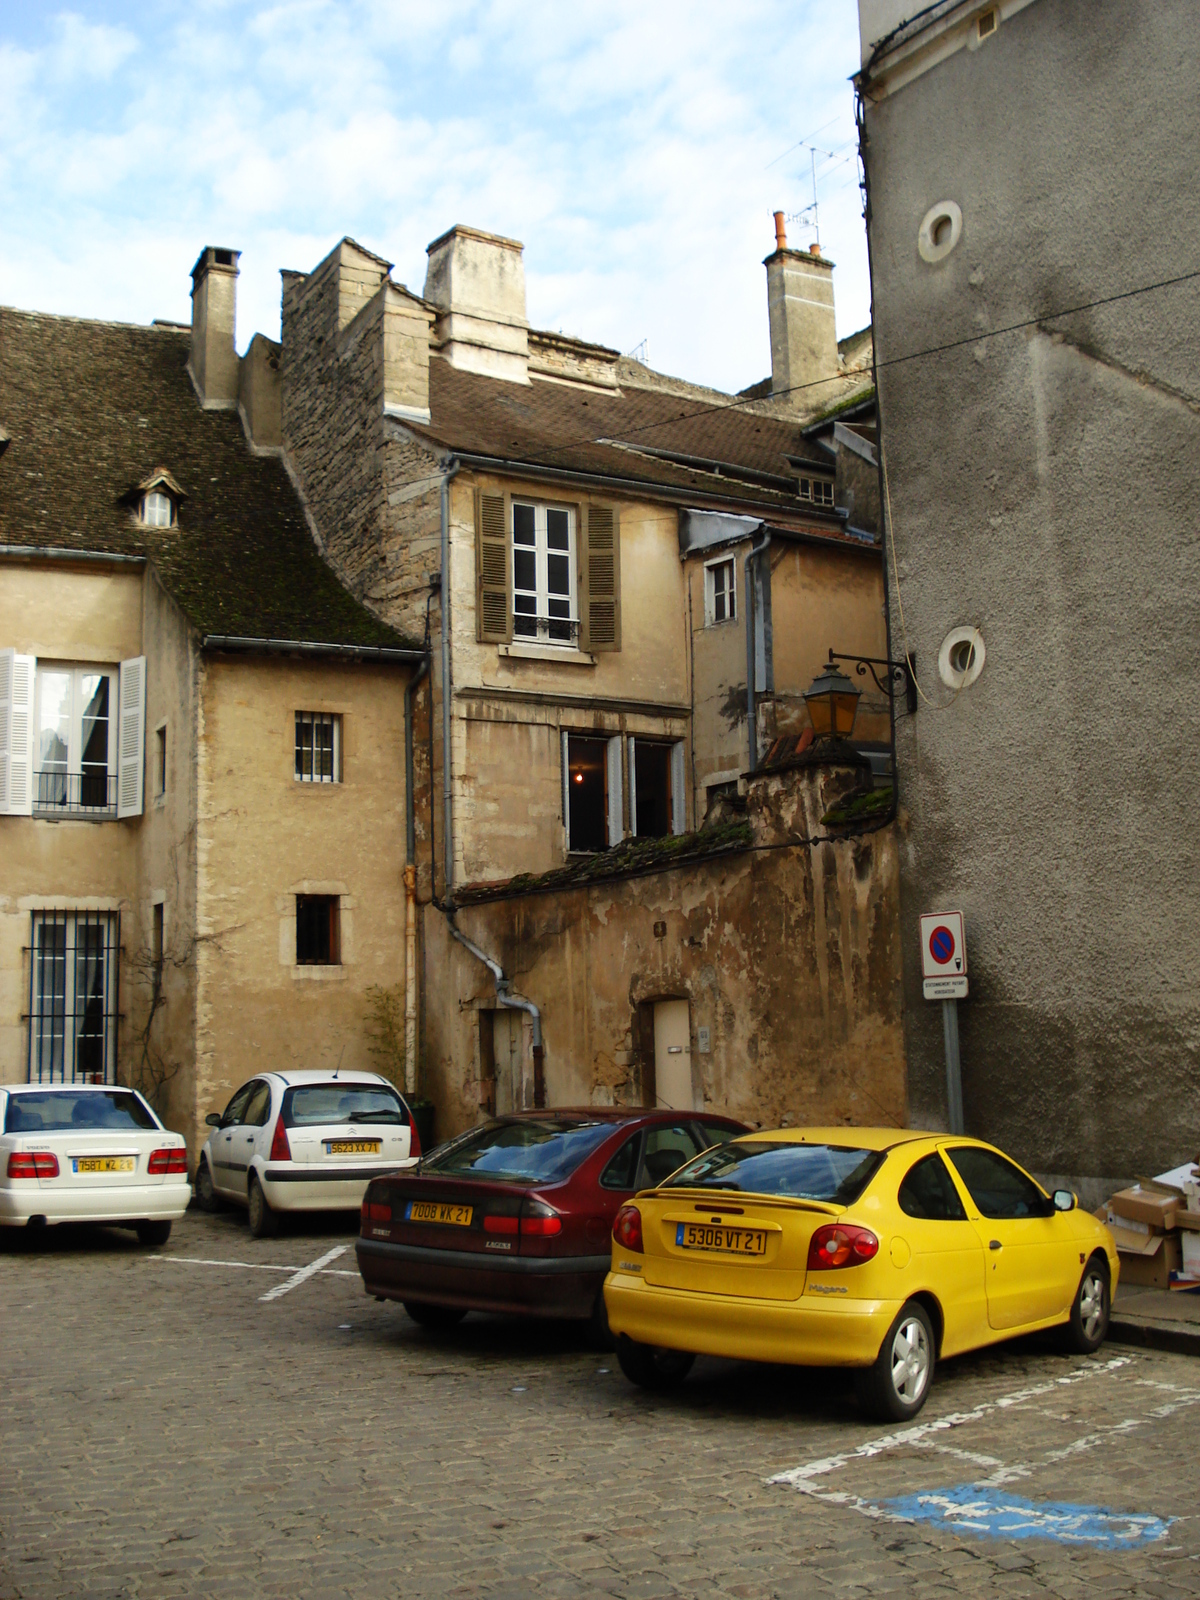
[295,712,341,782]
[141,491,174,528]
[296,895,340,965]
[704,558,736,626]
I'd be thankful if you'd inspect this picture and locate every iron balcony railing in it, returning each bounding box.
[33,770,118,817]
[512,615,581,645]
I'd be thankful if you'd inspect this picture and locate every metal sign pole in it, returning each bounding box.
[942,997,964,1135]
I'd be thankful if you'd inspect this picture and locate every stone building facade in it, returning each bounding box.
[856,0,1200,1196]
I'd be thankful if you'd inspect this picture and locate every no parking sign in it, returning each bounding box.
[920,910,968,999]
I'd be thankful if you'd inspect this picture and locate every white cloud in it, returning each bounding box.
[0,1,869,392]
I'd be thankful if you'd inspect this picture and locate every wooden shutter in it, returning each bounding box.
[0,650,35,816]
[117,656,146,819]
[580,503,620,652]
[475,489,511,644]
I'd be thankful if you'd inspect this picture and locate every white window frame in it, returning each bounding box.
[512,500,578,647]
[295,712,342,784]
[33,661,120,816]
[141,491,174,528]
[798,475,835,508]
[703,556,737,626]
[627,737,687,838]
[28,910,120,1083]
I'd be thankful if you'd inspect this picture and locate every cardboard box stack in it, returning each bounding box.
[1100,1158,1200,1291]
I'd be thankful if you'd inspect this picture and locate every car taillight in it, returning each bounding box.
[807,1223,879,1270]
[613,1205,643,1253]
[7,1151,59,1179]
[270,1120,292,1162]
[362,1200,391,1226]
[484,1214,519,1234]
[405,1104,421,1158]
[148,1147,188,1175]
[520,1201,563,1237]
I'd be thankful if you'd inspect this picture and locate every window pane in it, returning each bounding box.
[75,922,108,1079]
[634,742,672,839]
[513,548,536,592]
[547,552,570,597]
[946,1147,1049,1219]
[513,504,536,545]
[600,1134,641,1190]
[6,1090,155,1134]
[296,894,337,964]
[898,1153,968,1221]
[567,735,608,852]
[664,1141,883,1204]
[642,1124,702,1186]
[33,920,67,1079]
[38,671,71,774]
[546,509,570,551]
[422,1118,614,1183]
[283,1085,406,1127]
[243,1082,273,1126]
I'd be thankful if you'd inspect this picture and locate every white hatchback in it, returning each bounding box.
[0,1083,191,1246]
[196,1070,420,1237]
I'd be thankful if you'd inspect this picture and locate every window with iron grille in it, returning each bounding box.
[28,910,120,1083]
[296,895,340,965]
[295,713,341,783]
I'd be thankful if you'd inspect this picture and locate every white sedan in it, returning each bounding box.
[0,1083,190,1246]
[195,1070,420,1237]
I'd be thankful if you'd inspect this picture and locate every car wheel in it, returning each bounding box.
[1060,1255,1110,1353]
[194,1159,221,1213]
[589,1286,615,1351]
[856,1299,936,1422]
[403,1301,467,1330]
[615,1335,695,1391]
[136,1220,172,1248]
[247,1175,277,1239]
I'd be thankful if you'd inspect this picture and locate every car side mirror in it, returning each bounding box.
[1053,1189,1075,1212]
[205,1111,221,1127]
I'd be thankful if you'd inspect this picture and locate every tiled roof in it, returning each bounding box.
[410,354,874,530]
[0,309,420,650]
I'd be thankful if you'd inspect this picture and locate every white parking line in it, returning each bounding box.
[149,1252,360,1280]
[259,1244,350,1302]
[769,1356,1132,1488]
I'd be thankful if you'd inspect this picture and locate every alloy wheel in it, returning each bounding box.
[889,1315,930,1404]
[1079,1270,1107,1341]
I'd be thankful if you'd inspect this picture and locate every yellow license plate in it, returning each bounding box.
[75,1157,135,1174]
[327,1140,381,1155]
[407,1201,472,1226]
[676,1222,767,1255]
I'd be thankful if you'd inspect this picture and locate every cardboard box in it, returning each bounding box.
[1108,1185,1181,1232]
[1117,1232,1182,1290]
[1181,1231,1200,1280]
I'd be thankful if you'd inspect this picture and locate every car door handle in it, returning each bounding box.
[989,1240,1002,1251]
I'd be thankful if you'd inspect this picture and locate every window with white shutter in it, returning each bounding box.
[117,656,146,819]
[0,649,36,816]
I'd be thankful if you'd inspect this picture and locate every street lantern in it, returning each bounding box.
[804,659,861,740]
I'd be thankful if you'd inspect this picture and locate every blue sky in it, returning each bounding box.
[0,2,869,394]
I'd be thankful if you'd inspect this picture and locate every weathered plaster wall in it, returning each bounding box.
[422,765,906,1140]
[862,0,1200,1188]
[192,656,411,1141]
[0,562,143,1081]
[128,571,200,1144]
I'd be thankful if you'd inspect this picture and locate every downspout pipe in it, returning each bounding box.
[403,655,430,1097]
[439,464,460,903]
[445,917,545,1109]
[744,525,771,771]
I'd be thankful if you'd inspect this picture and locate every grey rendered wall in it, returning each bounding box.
[862,0,1200,1191]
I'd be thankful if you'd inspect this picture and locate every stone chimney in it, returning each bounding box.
[423,225,529,385]
[190,247,240,408]
[764,215,839,401]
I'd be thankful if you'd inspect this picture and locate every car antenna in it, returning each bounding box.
[332,1044,346,1081]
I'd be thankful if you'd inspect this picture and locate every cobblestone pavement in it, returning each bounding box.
[3,1209,1198,1599]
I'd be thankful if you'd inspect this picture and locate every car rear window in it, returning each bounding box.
[4,1090,158,1134]
[662,1140,883,1204]
[282,1085,408,1128]
[422,1119,614,1184]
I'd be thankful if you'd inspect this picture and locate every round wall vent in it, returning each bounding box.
[918,201,963,264]
[938,625,985,689]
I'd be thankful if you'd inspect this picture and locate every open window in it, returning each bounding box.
[562,732,622,853]
[627,738,686,839]
[296,894,340,966]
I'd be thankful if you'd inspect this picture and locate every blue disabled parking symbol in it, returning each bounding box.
[877,1485,1172,1549]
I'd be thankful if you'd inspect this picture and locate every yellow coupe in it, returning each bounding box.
[604,1128,1118,1419]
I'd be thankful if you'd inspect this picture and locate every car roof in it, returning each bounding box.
[734,1126,936,1152]
[0,1082,142,1094]
[494,1108,746,1124]
[254,1071,390,1087]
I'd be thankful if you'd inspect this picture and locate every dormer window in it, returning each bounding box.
[131,467,184,529]
[141,491,174,527]
[798,476,835,508]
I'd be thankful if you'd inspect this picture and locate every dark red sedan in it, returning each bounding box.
[355,1109,748,1336]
